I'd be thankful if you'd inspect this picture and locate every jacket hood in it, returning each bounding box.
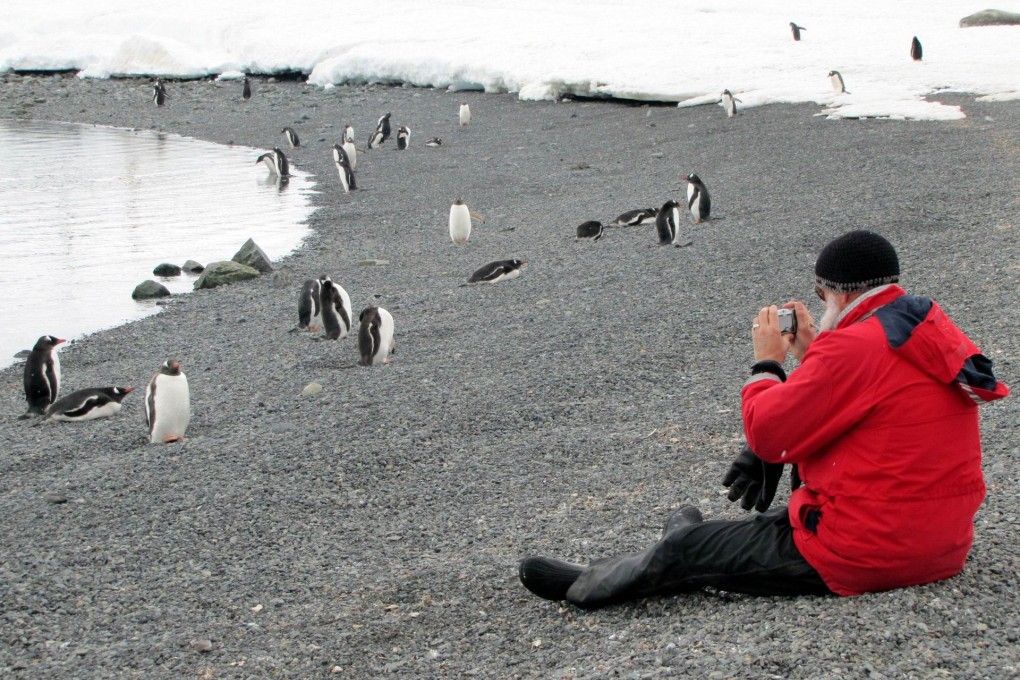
[873,294,1009,404]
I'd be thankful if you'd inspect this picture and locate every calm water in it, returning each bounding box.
[0,120,316,369]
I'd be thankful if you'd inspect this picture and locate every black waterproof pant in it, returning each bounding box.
[565,507,832,608]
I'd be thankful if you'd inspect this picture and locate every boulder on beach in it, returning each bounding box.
[194,261,260,289]
[960,9,1020,26]
[182,259,205,273]
[132,279,171,299]
[232,238,273,273]
[153,263,182,277]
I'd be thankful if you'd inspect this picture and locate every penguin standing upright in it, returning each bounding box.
[459,102,471,126]
[298,276,325,330]
[576,221,604,241]
[342,136,358,170]
[358,306,396,366]
[152,79,167,106]
[42,387,133,423]
[145,359,190,444]
[682,173,711,224]
[655,200,681,245]
[282,127,300,148]
[467,259,527,284]
[22,335,65,417]
[320,277,353,340]
[448,199,484,244]
[910,36,923,61]
[343,123,355,144]
[331,145,356,193]
[790,22,806,41]
[256,147,289,178]
[720,89,739,118]
[828,70,848,94]
[369,113,392,148]
[397,126,411,150]
[242,76,251,100]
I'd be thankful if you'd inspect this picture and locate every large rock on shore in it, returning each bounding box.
[193,261,260,289]
[132,279,171,299]
[232,238,273,273]
[960,9,1020,26]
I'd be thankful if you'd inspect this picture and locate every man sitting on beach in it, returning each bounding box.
[518,230,1009,608]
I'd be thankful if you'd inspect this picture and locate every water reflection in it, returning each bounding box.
[0,120,317,369]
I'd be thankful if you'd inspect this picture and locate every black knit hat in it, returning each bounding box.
[814,230,900,293]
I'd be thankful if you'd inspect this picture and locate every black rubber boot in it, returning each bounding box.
[518,556,586,601]
[661,505,705,538]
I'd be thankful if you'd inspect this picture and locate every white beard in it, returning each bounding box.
[818,296,842,332]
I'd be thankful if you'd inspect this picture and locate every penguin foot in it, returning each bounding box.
[163,435,186,443]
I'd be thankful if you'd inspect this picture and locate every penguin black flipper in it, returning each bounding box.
[358,307,381,366]
[655,200,679,245]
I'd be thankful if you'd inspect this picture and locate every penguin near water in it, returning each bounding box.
[331,145,356,193]
[242,76,251,100]
[282,127,300,148]
[449,199,485,244]
[298,276,325,330]
[828,70,848,94]
[152,79,167,106]
[22,335,65,417]
[256,147,289,178]
[467,259,527,284]
[145,359,190,444]
[41,387,133,424]
[720,89,740,118]
[682,173,711,224]
[576,220,604,241]
[910,36,923,61]
[459,102,471,126]
[358,306,396,366]
[320,276,353,340]
[397,126,411,150]
[656,200,681,245]
[609,208,657,227]
[790,22,806,41]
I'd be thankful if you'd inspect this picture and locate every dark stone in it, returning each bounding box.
[153,263,182,277]
[960,9,1020,26]
[182,259,204,273]
[232,238,273,273]
[132,280,171,299]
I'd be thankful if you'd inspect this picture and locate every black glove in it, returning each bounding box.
[722,443,785,512]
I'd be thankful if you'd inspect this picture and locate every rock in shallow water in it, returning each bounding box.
[193,261,260,289]
[132,280,171,299]
[232,238,274,273]
[152,263,182,277]
[960,9,1020,26]
[182,259,204,273]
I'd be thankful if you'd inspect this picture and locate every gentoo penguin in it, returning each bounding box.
[145,359,190,444]
[22,335,65,417]
[910,36,923,61]
[358,306,396,366]
[242,76,251,100]
[396,125,411,150]
[425,137,443,147]
[298,276,325,330]
[467,259,527,284]
[655,200,681,245]
[42,387,133,423]
[449,199,484,244]
[331,146,356,193]
[343,123,355,144]
[369,113,392,148]
[790,22,806,41]
[609,208,657,227]
[576,221,604,241]
[720,89,739,118]
[282,127,300,148]
[459,102,471,126]
[256,147,289,178]
[377,112,392,139]
[828,70,848,94]
[342,136,358,170]
[320,277,353,340]
[152,79,167,106]
[682,173,711,223]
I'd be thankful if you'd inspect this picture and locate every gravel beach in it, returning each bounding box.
[1,74,1018,678]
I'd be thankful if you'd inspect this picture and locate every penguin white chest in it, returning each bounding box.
[459,104,471,126]
[146,374,190,443]
[342,141,357,170]
[373,308,396,365]
[449,204,472,243]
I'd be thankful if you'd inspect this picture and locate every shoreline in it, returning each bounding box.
[1,74,1018,677]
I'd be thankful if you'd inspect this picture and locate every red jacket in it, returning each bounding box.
[742,285,1008,596]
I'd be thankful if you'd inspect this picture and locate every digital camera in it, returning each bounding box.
[777,308,797,335]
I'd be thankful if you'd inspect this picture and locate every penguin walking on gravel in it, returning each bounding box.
[397,125,411,150]
[152,79,167,106]
[682,173,711,224]
[910,36,923,61]
[358,306,396,366]
[22,335,65,417]
[282,127,300,148]
[459,102,471,126]
[40,387,133,424]
[331,146,356,193]
[720,89,740,118]
[828,70,849,94]
[449,199,485,244]
[242,76,251,100]
[320,277,353,340]
[467,259,527,284]
[145,359,190,444]
[298,276,325,330]
[256,147,289,178]
[341,136,357,171]
[343,123,355,144]
[576,221,604,241]
[790,22,806,41]
[610,208,657,227]
[656,200,681,246]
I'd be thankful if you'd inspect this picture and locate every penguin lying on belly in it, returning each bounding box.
[39,387,134,424]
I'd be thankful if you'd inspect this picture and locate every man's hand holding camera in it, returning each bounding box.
[751,301,817,363]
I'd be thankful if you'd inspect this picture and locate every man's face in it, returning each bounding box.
[816,287,845,333]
